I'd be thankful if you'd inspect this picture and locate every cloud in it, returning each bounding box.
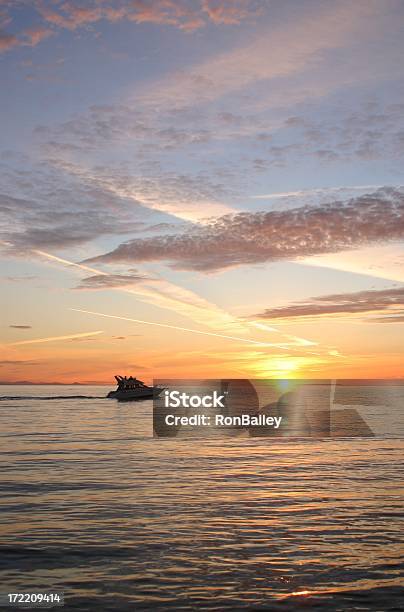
[23,26,53,46]
[202,0,260,24]
[36,3,108,30]
[85,187,404,272]
[39,0,257,31]
[9,330,104,346]
[254,286,404,321]
[68,336,98,342]
[0,28,17,52]
[369,315,404,323]
[39,104,218,156]
[0,159,174,253]
[0,0,258,54]
[28,3,403,227]
[0,360,39,366]
[9,325,32,329]
[71,307,294,348]
[7,149,233,225]
[78,164,235,222]
[37,1,180,30]
[76,272,151,289]
[135,0,386,110]
[263,103,404,167]
[0,24,52,53]
[4,275,37,282]
[32,249,253,336]
[251,185,384,201]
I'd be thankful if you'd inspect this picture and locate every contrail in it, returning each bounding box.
[250,321,317,347]
[34,250,105,276]
[34,249,318,349]
[71,308,298,347]
[34,249,250,333]
[10,330,103,346]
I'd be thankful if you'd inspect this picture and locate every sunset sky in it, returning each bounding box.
[1,0,404,383]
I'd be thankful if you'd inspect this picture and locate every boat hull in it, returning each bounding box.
[107,387,163,401]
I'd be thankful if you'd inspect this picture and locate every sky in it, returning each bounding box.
[1,0,404,384]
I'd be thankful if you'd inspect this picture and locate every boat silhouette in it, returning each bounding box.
[107,375,164,401]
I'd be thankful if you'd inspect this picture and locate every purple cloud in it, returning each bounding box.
[85,187,404,272]
[75,272,152,290]
[254,286,404,321]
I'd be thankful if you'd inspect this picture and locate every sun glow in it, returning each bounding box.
[250,355,323,378]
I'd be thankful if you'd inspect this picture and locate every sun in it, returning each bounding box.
[252,356,301,378]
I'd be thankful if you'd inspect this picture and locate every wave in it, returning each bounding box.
[0,395,107,401]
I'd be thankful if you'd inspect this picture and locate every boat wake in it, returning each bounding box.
[0,395,107,401]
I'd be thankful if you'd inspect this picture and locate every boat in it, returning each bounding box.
[107,375,164,401]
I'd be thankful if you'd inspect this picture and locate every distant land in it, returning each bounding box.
[0,381,110,386]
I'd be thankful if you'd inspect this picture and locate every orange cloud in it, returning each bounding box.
[35,0,255,34]
[202,0,260,25]
[0,29,17,52]
[23,26,53,46]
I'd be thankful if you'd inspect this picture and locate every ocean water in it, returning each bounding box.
[0,385,403,611]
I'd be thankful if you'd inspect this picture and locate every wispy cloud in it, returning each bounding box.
[9,325,32,329]
[254,286,404,321]
[0,159,172,253]
[35,248,316,351]
[33,249,249,334]
[70,307,303,348]
[135,0,385,109]
[251,185,385,200]
[0,359,40,366]
[255,103,404,168]
[76,272,152,290]
[301,243,404,283]
[3,275,37,282]
[32,248,318,350]
[368,315,404,323]
[9,330,104,346]
[30,0,402,177]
